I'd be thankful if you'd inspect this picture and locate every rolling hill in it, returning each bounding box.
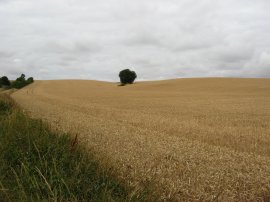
[12,78,270,200]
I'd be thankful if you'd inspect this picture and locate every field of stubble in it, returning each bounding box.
[12,78,270,201]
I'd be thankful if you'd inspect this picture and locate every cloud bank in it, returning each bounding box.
[0,0,270,80]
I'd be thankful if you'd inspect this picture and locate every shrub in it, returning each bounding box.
[119,69,137,85]
[27,77,34,84]
[11,81,26,89]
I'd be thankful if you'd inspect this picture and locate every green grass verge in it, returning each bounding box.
[0,95,136,201]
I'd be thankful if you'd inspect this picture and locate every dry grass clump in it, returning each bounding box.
[12,78,270,200]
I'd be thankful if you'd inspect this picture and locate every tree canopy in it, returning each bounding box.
[0,76,11,86]
[119,69,137,85]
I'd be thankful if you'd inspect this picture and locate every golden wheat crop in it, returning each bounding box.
[12,78,270,201]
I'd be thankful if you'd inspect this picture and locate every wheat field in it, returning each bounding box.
[12,78,270,201]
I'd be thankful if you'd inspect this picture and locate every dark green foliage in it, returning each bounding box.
[27,77,34,83]
[0,76,11,86]
[16,73,26,82]
[119,69,137,85]
[0,96,135,202]
[11,74,34,89]
[0,96,13,115]
[0,101,11,114]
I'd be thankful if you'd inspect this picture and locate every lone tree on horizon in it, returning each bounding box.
[119,69,137,85]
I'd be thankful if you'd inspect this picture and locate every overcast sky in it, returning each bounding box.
[0,0,270,81]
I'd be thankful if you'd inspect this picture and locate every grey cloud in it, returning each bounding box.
[41,40,101,55]
[0,51,14,58]
[259,68,270,77]
[0,0,269,80]
[124,33,162,47]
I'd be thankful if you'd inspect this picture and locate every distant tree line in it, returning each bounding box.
[2,69,137,88]
[0,74,34,89]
